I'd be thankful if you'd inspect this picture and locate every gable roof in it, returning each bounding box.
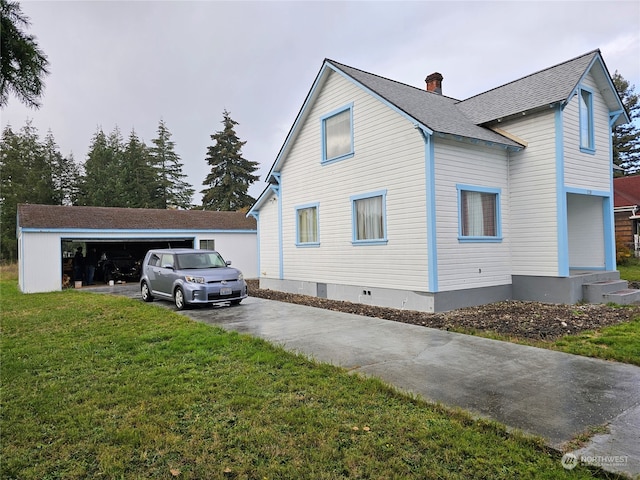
[251,50,630,217]
[17,204,257,231]
[614,175,640,208]
[326,60,523,149]
[457,50,629,126]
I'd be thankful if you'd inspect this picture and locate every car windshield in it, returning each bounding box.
[176,252,227,269]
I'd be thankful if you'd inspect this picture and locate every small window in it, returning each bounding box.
[199,239,215,250]
[351,191,387,244]
[579,87,595,153]
[321,104,354,163]
[457,185,502,242]
[296,204,319,246]
[148,253,161,267]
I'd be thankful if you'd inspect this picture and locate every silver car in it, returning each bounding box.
[140,248,247,309]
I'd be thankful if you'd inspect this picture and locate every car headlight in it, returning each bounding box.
[185,276,205,284]
[237,272,244,281]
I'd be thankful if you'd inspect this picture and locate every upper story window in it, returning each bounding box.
[351,190,387,245]
[457,185,502,242]
[296,203,319,246]
[579,87,595,153]
[321,103,354,164]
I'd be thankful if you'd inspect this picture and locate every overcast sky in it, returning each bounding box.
[2,0,639,203]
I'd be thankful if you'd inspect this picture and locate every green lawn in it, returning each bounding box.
[618,256,640,282]
[1,275,606,479]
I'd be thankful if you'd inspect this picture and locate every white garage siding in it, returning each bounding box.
[18,228,257,293]
[19,231,63,293]
[499,109,560,276]
[434,137,512,291]
[278,69,429,291]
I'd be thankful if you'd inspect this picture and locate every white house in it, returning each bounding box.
[248,49,638,312]
[17,204,257,293]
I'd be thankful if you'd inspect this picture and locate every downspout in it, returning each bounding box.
[417,126,438,292]
[271,173,284,280]
[604,112,623,270]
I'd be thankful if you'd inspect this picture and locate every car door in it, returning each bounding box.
[154,253,176,296]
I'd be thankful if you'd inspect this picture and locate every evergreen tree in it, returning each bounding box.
[612,71,640,175]
[80,127,123,206]
[0,125,23,260]
[43,130,80,205]
[201,110,259,211]
[0,121,57,260]
[121,128,162,208]
[0,0,49,108]
[150,119,194,209]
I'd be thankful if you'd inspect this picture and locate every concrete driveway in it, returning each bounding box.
[91,284,640,478]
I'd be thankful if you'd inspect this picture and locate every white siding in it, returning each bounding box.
[19,232,63,293]
[195,233,257,279]
[500,110,560,276]
[434,138,512,291]
[563,72,613,192]
[567,194,605,268]
[278,70,429,291]
[257,192,280,279]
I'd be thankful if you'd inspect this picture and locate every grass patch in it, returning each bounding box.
[1,277,604,479]
[548,318,640,365]
[618,257,640,282]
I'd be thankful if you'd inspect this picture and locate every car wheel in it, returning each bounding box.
[174,287,186,310]
[141,281,153,302]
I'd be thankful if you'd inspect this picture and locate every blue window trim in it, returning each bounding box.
[321,103,354,165]
[456,184,503,243]
[295,202,320,247]
[350,190,388,245]
[579,86,595,154]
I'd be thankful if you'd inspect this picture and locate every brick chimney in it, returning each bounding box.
[425,72,443,94]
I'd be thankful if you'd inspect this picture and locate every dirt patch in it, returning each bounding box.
[246,279,639,342]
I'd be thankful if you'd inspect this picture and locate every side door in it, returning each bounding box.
[154,253,176,296]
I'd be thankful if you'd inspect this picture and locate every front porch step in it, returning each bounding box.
[603,289,640,305]
[582,280,629,303]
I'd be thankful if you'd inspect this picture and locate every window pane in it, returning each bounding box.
[325,109,351,159]
[580,90,592,149]
[297,207,318,243]
[461,191,496,236]
[355,196,383,240]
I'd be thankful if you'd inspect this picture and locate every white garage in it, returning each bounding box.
[17,204,257,293]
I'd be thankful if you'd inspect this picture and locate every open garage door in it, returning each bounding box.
[62,237,194,286]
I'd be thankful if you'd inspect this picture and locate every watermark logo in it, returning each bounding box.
[561,453,578,470]
[562,452,629,470]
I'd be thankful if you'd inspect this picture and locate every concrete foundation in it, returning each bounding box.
[261,270,632,313]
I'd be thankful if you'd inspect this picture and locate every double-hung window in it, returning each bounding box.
[296,203,319,246]
[579,87,595,153]
[321,103,354,164]
[457,185,502,242]
[351,191,387,245]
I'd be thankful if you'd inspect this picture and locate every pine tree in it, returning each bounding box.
[0,121,58,260]
[612,71,640,175]
[121,129,161,208]
[201,110,259,211]
[43,130,80,205]
[150,119,194,209]
[0,0,49,108]
[80,127,124,206]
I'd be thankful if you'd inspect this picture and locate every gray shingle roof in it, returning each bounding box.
[456,50,600,124]
[327,60,522,148]
[17,204,257,230]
